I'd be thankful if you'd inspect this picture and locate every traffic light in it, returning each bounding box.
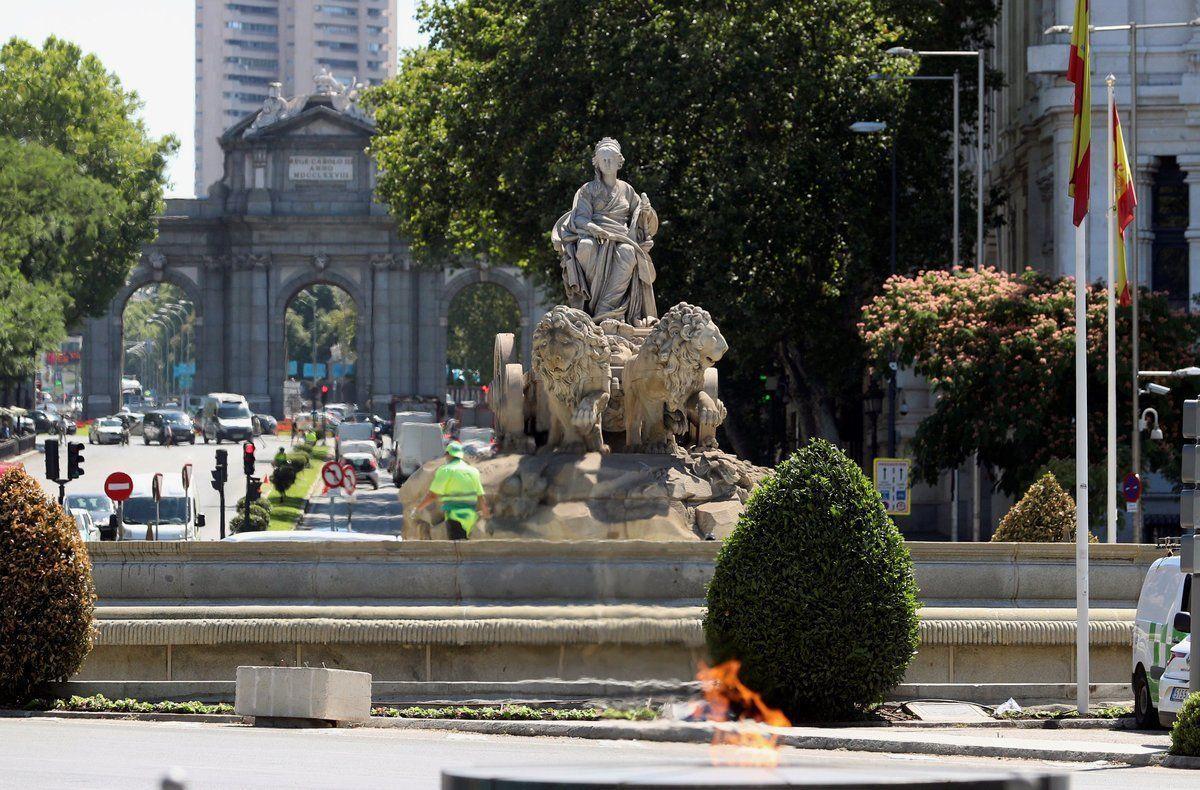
[246,477,262,502]
[321,384,330,405]
[242,442,256,475]
[66,442,84,480]
[44,439,60,481]
[213,448,228,487]
[1183,401,1200,528]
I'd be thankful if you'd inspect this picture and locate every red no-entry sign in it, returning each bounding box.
[104,471,134,502]
[1123,473,1142,503]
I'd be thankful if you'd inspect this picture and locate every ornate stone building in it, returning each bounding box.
[81,79,543,418]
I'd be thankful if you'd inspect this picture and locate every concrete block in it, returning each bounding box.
[235,666,371,723]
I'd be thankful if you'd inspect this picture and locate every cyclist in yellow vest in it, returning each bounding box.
[416,441,490,539]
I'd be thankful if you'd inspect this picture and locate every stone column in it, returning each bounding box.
[1134,158,1157,288]
[1181,156,1200,310]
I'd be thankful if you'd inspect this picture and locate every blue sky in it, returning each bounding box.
[0,1,426,197]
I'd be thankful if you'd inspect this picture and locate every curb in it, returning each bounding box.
[0,709,243,725]
[350,717,1175,768]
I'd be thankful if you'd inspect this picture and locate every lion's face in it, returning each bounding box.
[532,306,611,406]
[693,324,728,369]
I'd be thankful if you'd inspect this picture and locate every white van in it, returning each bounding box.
[394,422,445,483]
[118,473,205,541]
[199,393,255,443]
[1132,554,1191,727]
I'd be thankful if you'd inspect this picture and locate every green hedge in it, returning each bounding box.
[704,439,919,721]
[1172,693,1200,756]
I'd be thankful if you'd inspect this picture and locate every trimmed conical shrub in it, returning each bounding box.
[991,472,1090,542]
[0,468,95,704]
[704,439,919,721]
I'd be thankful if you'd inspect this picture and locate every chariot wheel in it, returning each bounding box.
[496,362,525,439]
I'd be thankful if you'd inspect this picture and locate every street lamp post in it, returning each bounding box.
[850,120,898,457]
[1046,18,1200,543]
[163,302,193,403]
[887,44,987,540]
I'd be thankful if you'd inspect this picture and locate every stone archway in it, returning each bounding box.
[439,267,540,378]
[270,269,369,416]
[82,265,205,417]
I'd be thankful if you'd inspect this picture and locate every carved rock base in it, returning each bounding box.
[398,448,769,542]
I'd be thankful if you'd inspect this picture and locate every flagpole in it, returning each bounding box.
[1106,75,1117,545]
[1076,209,1091,716]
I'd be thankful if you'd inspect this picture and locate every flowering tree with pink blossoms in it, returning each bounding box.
[859,267,1200,495]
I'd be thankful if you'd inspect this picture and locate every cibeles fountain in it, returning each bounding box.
[400,138,768,540]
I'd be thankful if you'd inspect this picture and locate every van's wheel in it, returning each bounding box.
[1133,668,1159,729]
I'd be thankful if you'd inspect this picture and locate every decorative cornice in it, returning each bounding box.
[312,251,329,271]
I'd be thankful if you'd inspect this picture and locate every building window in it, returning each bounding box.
[367,7,382,17]
[223,91,269,103]
[226,3,278,16]
[367,25,384,35]
[318,40,359,52]
[317,5,357,17]
[226,73,273,85]
[1152,157,1190,311]
[317,58,358,70]
[367,42,382,53]
[317,23,357,35]
[224,55,278,70]
[226,38,278,51]
[226,20,278,34]
[367,61,382,70]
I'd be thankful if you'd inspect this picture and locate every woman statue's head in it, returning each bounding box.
[592,137,624,179]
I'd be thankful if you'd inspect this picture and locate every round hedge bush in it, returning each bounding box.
[271,465,297,493]
[704,439,919,721]
[0,468,96,704]
[992,472,1094,543]
[1171,693,1200,756]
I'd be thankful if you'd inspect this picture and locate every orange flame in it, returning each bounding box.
[692,660,790,767]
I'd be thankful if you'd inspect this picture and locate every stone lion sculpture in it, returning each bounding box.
[623,302,728,453]
[530,306,613,453]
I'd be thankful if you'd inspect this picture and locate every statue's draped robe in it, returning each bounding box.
[552,179,658,324]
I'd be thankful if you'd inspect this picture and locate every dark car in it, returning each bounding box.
[253,413,278,436]
[142,410,196,445]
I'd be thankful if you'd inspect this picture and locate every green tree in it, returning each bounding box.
[859,267,1200,494]
[0,36,177,324]
[446,283,522,385]
[366,0,998,461]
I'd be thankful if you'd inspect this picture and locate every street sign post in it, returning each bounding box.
[320,461,345,532]
[1183,399,1200,696]
[150,472,164,541]
[873,458,911,517]
[182,463,193,491]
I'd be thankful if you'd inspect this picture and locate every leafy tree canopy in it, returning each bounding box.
[0,36,177,325]
[859,267,1200,494]
[366,0,997,460]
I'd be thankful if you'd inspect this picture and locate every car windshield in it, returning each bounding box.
[162,412,190,424]
[218,404,251,419]
[65,495,113,519]
[122,496,189,525]
[97,419,122,428]
[350,457,375,471]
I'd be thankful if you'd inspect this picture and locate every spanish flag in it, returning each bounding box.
[1113,105,1137,307]
[1067,0,1091,226]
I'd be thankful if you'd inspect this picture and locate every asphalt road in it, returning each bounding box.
[302,466,404,535]
[0,718,1188,789]
[22,431,290,540]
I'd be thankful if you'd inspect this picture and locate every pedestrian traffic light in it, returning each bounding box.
[44,439,60,481]
[66,442,84,481]
[321,384,330,405]
[214,448,228,482]
[242,442,256,475]
[246,477,262,502]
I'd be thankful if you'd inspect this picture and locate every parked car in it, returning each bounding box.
[343,452,381,490]
[1133,554,1190,727]
[118,473,204,541]
[253,413,278,436]
[1159,634,1191,727]
[142,410,196,445]
[339,440,378,460]
[69,508,99,541]
[33,408,73,435]
[64,493,115,527]
[114,409,145,436]
[89,417,129,445]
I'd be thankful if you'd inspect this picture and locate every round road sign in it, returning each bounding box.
[104,471,134,502]
[1123,473,1142,503]
[340,461,357,494]
[321,461,345,490]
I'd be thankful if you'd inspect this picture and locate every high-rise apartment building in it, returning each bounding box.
[194,1,397,196]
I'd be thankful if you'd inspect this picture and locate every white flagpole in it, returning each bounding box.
[1106,75,1117,545]
[1076,208,1091,716]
